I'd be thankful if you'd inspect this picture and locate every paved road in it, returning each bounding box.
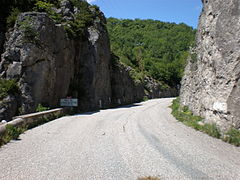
[0,98,240,180]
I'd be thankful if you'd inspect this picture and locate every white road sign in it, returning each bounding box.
[60,99,78,107]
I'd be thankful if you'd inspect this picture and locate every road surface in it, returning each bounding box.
[0,98,240,180]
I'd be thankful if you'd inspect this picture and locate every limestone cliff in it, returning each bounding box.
[0,0,176,121]
[0,6,112,117]
[180,0,240,131]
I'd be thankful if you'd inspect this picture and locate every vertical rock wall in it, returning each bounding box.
[0,1,177,121]
[0,12,76,113]
[180,0,240,131]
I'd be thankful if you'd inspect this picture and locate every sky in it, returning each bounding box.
[87,0,203,28]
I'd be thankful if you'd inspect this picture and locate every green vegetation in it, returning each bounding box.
[34,1,62,23]
[224,128,240,146]
[142,96,149,102]
[129,69,145,84]
[64,0,99,39]
[6,8,21,28]
[36,104,50,112]
[0,124,26,147]
[171,98,240,146]
[1,0,101,39]
[171,98,204,130]
[0,112,64,147]
[19,16,40,44]
[107,18,196,87]
[0,79,19,100]
[190,52,198,62]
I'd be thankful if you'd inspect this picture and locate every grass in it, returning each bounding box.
[224,128,240,146]
[0,124,26,147]
[0,79,19,100]
[36,104,50,112]
[170,98,240,146]
[0,113,64,148]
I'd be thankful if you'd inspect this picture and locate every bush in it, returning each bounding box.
[19,16,40,44]
[34,1,61,23]
[6,8,21,28]
[224,128,240,146]
[0,124,25,147]
[202,123,221,138]
[0,79,19,100]
[170,98,240,146]
[64,0,96,39]
[129,69,145,84]
[171,98,221,138]
[36,104,50,112]
[143,96,149,101]
[190,52,198,63]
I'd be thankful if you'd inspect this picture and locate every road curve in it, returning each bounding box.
[0,98,240,180]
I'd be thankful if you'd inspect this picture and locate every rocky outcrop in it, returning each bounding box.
[111,62,177,106]
[0,0,177,121]
[143,76,178,99]
[0,95,19,121]
[0,6,112,117]
[180,0,240,131]
[111,63,145,106]
[1,12,75,113]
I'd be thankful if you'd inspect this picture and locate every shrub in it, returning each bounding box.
[36,104,50,112]
[190,52,197,63]
[6,8,21,28]
[0,79,19,100]
[0,124,26,147]
[170,98,240,146]
[64,0,96,39]
[19,16,40,44]
[171,98,221,138]
[202,123,221,138]
[129,69,145,84]
[143,96,149,101]
[224,128,240,146]
[34,1,61,23]
[5,124,23,140]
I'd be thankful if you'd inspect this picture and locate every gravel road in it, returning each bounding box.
[0,98,240,180]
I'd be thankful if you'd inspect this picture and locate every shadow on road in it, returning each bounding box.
[72,103,142,116]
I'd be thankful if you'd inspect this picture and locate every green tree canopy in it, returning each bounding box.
[107,18,196,87]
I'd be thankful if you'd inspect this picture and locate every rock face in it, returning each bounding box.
[0,1,177,120]
[111,62,177,106]
[1,13,75,113]
[180,0,240,131]
[111,63,145,106]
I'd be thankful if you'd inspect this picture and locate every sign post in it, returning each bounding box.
[60,98,78,107]
[60,98,78,114]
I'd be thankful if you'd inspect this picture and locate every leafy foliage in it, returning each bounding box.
[224,128,240,146]
[0,79,19,100]
[107,18,196,87]
[0,124,26,147]
[6,8,21,28]
[34,1,61,23]
[171,98,240,145]
[1,0,36,29]
[64,0,98,39]
[19,16,40,44]
[2,0,101,40]
[171,98,221,139]
[36,104,50,112]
